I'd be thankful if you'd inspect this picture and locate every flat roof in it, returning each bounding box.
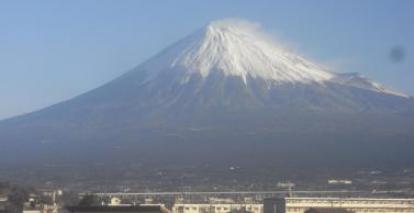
[285,197,414,201]
[66,206,169,213]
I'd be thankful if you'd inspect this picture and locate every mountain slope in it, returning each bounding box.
[1,20,414,178]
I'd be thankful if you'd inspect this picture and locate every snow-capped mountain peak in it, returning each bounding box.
[143,20,334,84]
[139,19,408,98]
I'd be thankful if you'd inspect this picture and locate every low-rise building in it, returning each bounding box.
[304,208,353,213]
[264,197,414,213]
[0,196,8,213]
[67,205,170,213]
[22,197,58,213]
[172,203,263,213]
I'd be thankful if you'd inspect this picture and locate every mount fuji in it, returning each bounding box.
[1,20,414,177]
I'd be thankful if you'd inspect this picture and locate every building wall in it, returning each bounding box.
[264,197,414,213]
[22,210,42,213]
[172,203,263,213]
[69,211,161,213]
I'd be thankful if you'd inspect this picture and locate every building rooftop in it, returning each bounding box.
[67,205,170,213]
[305,208,354,213]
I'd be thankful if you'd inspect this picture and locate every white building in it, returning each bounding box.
[264,197,414,213]
[327,180,352,185]
[172,203,263,213]
[0,196,8,213]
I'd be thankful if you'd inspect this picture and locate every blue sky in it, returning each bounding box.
[1,0,413,119]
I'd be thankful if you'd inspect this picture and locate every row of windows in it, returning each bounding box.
[287,199,414,205]
[175,206,261,212]
[286,207,414,213]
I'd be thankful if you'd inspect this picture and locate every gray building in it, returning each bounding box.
[263,198,284,213]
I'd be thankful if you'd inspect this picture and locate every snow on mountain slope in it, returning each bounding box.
[331,73,409,98]
[141,20,334,84]
[138,19,408,98]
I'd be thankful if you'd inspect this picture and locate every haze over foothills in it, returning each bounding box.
[1,0,414,120]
